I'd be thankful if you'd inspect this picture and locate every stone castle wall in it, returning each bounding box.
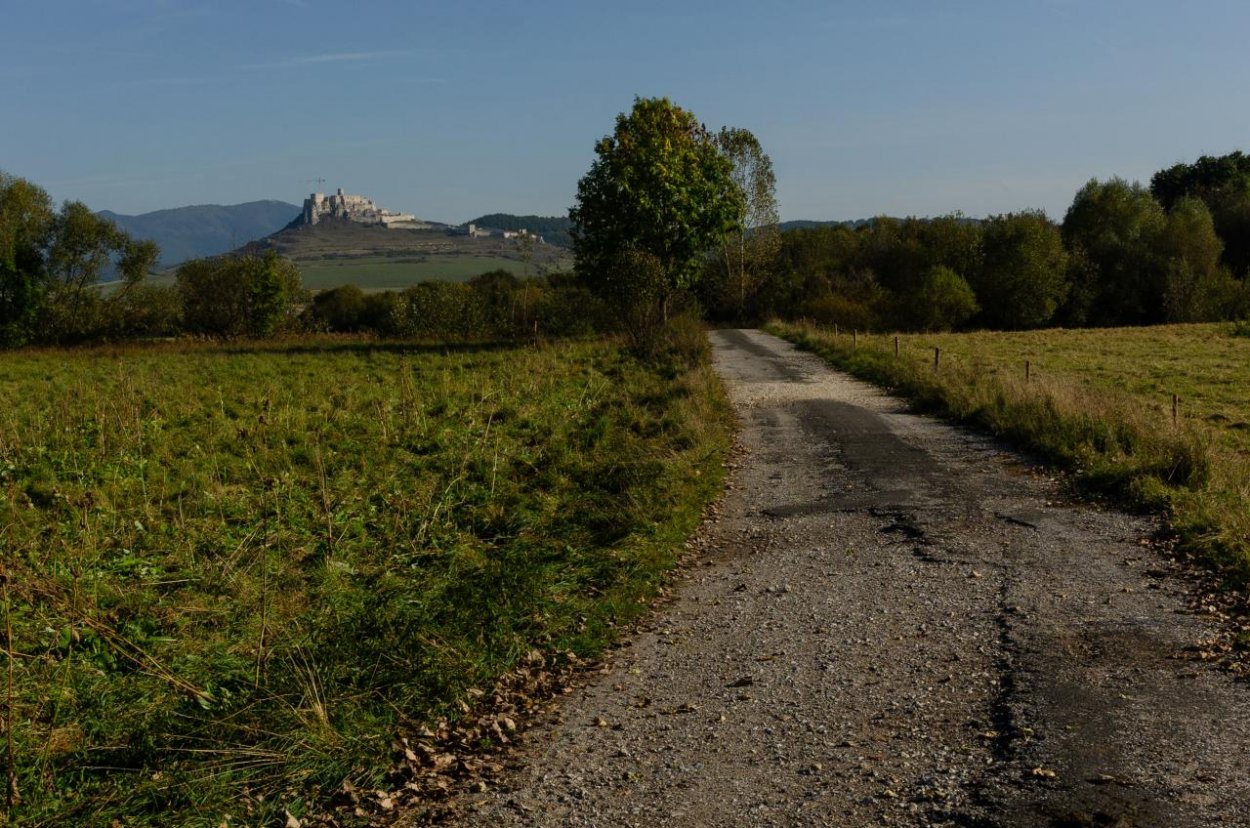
[302,188,417,228]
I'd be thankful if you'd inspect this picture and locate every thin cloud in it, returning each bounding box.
[243,50,416,70]
[119,75,214,88]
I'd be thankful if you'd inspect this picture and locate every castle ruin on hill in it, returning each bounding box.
[301,188,423,228]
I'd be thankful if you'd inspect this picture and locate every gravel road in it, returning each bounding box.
[444,329,1250,827]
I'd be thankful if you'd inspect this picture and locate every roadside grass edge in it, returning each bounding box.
[766,320,1250,588]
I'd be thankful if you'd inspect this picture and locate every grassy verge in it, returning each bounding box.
[0,336,731,826]
[767,320,1250,585]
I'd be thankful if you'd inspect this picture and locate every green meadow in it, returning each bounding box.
[0,337,730,825]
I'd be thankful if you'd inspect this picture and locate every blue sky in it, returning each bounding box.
[3,1,1249,222]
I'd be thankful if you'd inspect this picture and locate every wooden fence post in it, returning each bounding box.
[1025,360,1030,382]
[1172,393,1179,424]
[894,335,899,357]
[934,347,941,370]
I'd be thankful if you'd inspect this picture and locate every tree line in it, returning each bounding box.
[0,171,610,345]
[8,103,1250,349]
[1,171,161,346]
[564,99,1250,336]
[699,156,1250,332]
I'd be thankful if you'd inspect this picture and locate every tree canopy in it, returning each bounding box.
[177,251,303,338]
[973,211,1068,330]
[570,96,742,325]
[0,172,54,345]
[1062,178,1166,325]
[1156,197,1235,322]
[705,127,780,322]
[0,171,161,345]
[1151,151,1250,276]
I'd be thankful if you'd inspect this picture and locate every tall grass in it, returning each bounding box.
[0,336,731,826]
[768,321,1250,584]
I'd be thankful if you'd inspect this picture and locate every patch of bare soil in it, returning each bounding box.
[398,329,1250,828]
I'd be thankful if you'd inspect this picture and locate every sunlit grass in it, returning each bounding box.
[0,335,731,826]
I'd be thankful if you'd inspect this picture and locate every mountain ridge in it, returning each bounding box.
[99,200,301,266]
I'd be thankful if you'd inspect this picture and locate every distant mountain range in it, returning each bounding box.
[464,216,886,244]
[459,216,881,245]
[778,217,985,231]
[457,216,873,246]
[778,219,874,232]
[98,202,888,271]
[99,200,301,267]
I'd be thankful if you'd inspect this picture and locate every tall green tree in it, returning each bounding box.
[1151,151,1250,275]
[973,210,1068,329]
[0,177,160,344]
[0,172,53,345]
[44,201,162,341]
[570,96,741,327]
[708,126,780,321]
[1155,197,1236,322]
[1061,178,1166,325]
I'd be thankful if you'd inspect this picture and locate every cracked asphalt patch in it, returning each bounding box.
[430,329,1250,827]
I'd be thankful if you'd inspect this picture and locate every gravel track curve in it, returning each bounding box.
[435,329,1250,828]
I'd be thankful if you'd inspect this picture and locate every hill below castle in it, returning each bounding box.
[245,217,572,291]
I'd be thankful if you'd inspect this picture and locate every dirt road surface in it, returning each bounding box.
[443,329,1250,827]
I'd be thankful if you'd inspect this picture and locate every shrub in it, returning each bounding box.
[906,266,979,332]
[308,283,367,332]
[798,293,877,331]
[360,290,403,335]
[177,251,304,338]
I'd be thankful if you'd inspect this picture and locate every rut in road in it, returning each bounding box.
[432,329,1250,828]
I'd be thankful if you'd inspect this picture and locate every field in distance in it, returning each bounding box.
[295,253,555,290]
[262,218,573,291]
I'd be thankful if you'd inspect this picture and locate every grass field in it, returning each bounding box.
[0,337,731,826]
[295,254,565,291]
[139,253,574,294]
[768,320,1250,583]
[258,221,574,292]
